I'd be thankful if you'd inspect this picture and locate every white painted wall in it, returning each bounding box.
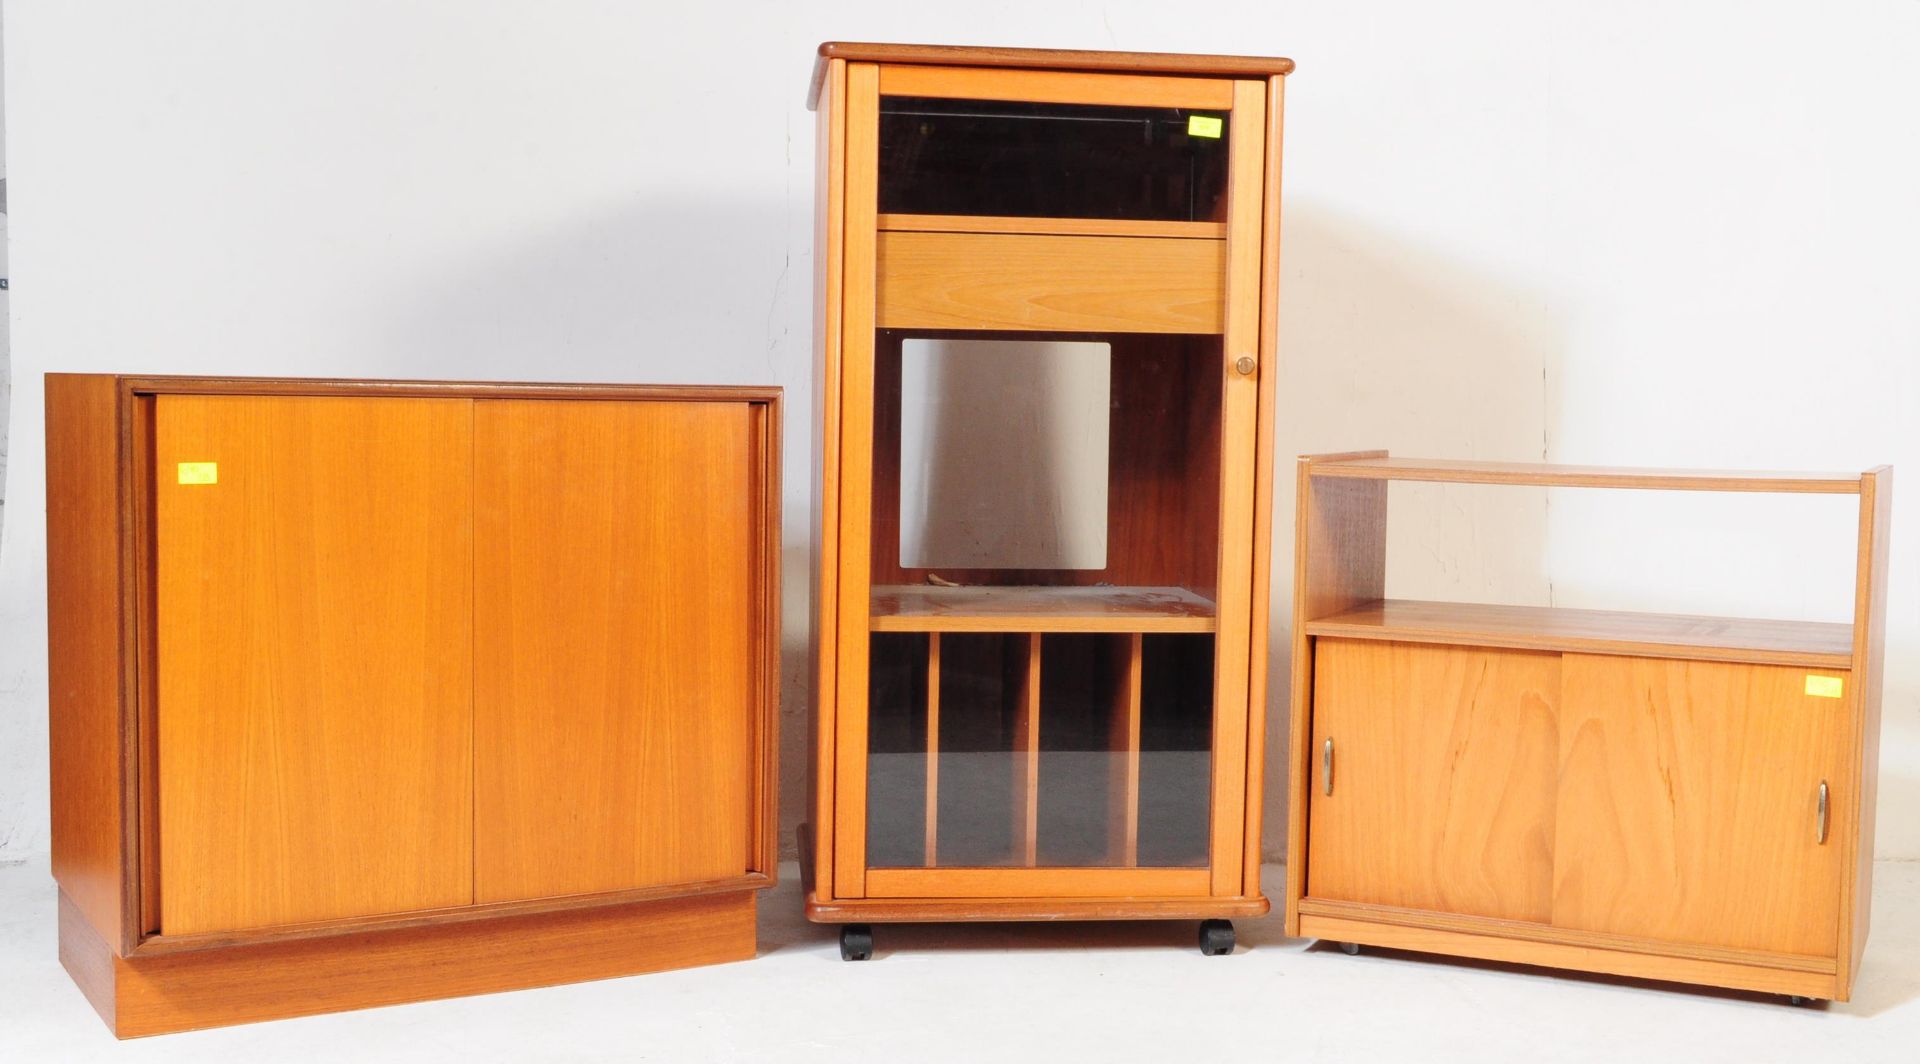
[2,1,1915,865]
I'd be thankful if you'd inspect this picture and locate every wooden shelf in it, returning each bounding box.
[1306,456,1866,495]
[870,585,1216,633]
[1303,599,1854,669]
[878,213,1227,240]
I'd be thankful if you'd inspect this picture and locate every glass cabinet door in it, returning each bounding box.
[834,64,1268,899]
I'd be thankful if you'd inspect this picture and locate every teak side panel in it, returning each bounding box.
[831,61,882,898]
[1840,467,1891,993]
[1241,73,1288,900]
[46,374,132,948]
[153,395,476,935]
[809,56,849,902]
[1283,452,1388,932]
[1553,655,1847,957]
[875,63,1237,110]
[1307,639,1560,923]
[472,400,757,903]
[64,888,755,1038]
[1203,78,1269,896]
[875,230,1225,334]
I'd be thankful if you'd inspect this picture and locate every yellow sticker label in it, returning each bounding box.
[176,462,218,485]
[1187,114,1223,139]
[1805,675,1844,699]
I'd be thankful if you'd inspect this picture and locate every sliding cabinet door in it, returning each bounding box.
[154,395,475,935]
[1306,639,1560,923]
[1554,655,1847,955]
[473,400,758,903]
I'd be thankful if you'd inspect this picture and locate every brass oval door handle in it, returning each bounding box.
[1322,738,1334,796]
[1817,780,1829,844]
[1235,355,1256,375]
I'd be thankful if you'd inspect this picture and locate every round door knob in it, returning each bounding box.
[1234,356,1256,375]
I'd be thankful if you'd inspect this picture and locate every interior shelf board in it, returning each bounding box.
[1304,599,1855,669]
[877,213,1227,240]
[1307,457,1865,494]
[870,585,1217,633]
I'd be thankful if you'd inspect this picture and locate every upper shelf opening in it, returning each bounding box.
[870,585,1216,633]
[879,95,1230,225]
[1306,456,1867,495]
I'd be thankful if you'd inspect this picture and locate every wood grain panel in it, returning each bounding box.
[1241,73,1287,901]
[809,55,848,902]
[865,866,1210,899]
[877,230,1224,333]
[1554,654,1847,956]
[870,584,1216,632]
[1839,466,1891,995]
[1309,456,1862,494]
[1298,897,1835,973]
[1305,598,1853,669]
[1296,912,1838,1001]
[807,890,1268,923]
[1282,453,1388,932]
[809,42,1293,108]
[879,214,1227,239]
[831,61,882,898]
[1206,80,1268,895]
[1307,639,1560,923]
[1109,634,1144,866]
[153,395,474,935]
[65,887,754,1038]
[473,399,756,903]
[875,63,1235,110]
[45,374,132,948]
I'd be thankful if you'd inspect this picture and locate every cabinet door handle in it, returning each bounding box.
[1322,738,1334,796]
[1816,780,1829,844]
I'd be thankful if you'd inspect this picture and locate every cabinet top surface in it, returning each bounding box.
[809,41,1295,109]
[51,373,781,404]
[1304,454,1877,494]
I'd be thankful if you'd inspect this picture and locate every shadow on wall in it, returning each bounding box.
[1264,203,1565,862]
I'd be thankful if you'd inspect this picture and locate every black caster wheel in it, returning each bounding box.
[840,924,874,962]
[1198,919,1235,956]
[1338,940,1360,956]
[1788,995,1817,1007]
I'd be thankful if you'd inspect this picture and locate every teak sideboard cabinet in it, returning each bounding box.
[47,375,781,1036]
[803,43,1293,958]
[1285,453,1892,1003]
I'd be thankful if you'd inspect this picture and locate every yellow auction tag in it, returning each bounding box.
[1187,114,1223,139]
[176,462,218,485]
[1804,674,1844,699]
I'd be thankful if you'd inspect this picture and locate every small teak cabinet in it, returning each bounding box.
[802,43,1292,956]
[47,375,782,1036]
[1285,453,1892,1002]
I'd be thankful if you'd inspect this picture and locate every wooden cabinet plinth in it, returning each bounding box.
[46,374,781,1036]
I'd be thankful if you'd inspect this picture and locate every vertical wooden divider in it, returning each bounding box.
[924,633,942,867]
[1012,633,1043,867]
[1107,633,1144,867]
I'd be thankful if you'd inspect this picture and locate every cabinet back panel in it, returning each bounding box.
[472,400,756,903]
[154,395,476,935]
[1554,655,1846,956]
[1307,639,1559,923]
